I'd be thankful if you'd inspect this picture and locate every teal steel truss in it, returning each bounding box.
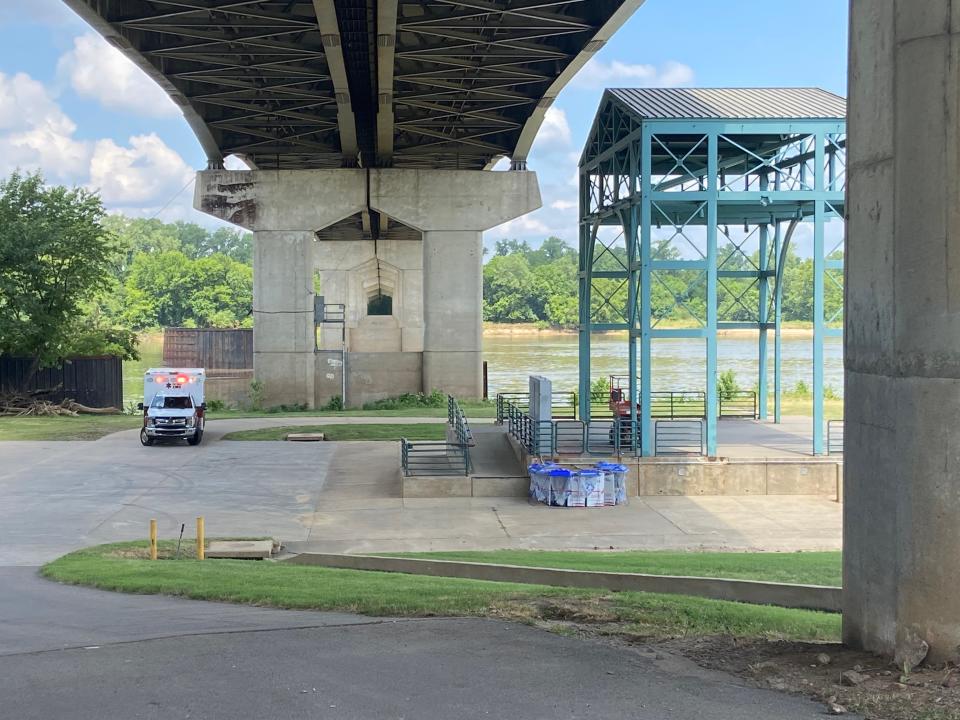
[578,90,846,455]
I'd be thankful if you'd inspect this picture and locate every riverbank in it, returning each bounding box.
[483,322,826,339]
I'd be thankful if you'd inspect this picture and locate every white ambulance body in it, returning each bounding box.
[139,368,206,446]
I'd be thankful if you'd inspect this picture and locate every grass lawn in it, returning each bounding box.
[42,542,840,642]
[775,396,844,420]
[0,401,496,442]
[222,423,446,441]
[0,414,142,441]
[390,550,842,587]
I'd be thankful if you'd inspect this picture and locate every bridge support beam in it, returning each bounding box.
[846,0,960,663]
[195,169,540,406]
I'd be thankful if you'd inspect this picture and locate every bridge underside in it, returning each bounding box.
[64,0,641,170]
[62,0,641,404]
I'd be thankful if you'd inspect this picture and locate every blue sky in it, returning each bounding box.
[0,0,848,249]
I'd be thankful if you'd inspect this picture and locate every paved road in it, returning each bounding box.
[1,568,841,720]
[0,419,842,566]
[0,424,850,718]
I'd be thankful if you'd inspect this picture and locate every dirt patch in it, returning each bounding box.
[107,546,196,560]
[657,636,960,719]
[491,594,958,719]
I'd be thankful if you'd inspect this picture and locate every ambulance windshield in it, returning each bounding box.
[151,395,193,410]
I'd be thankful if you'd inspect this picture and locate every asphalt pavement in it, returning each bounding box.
[0,568,842,720]
[0,423,850,718]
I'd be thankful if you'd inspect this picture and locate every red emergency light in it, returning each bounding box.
[175,375,188,384]
[154,375,167,384]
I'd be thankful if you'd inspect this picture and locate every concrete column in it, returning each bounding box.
[195,169,366,408]
[252,230,317,407]
[195,168,540,405]
[846,0,960,663]
[421,230,483,396]
[373,169,541,399]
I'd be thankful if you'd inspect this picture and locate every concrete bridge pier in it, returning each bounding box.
[846,1,960,663]
[195,169,540,407]
[371,171,541,398]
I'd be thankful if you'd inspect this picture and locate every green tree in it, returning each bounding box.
[493,238,531,257]
[482,254,537,322]
[124,250,252,329]
[0,171,134,373]
[102,216,181,276]
[527,236,574,267]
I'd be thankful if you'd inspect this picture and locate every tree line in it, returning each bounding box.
[483,237,843,327]
[0,170,841,373]
[0,171,252,366]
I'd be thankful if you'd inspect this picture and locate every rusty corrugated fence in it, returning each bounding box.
[0,356,123,408]
[163,328,253,369]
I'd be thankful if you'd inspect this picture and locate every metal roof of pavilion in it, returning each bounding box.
[607,87,846,121]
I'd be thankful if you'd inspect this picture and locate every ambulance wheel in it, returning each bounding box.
[188,430,203,446]
[140,429,153,446]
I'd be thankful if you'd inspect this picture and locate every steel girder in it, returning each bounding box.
[578,93,846,456]
[62,0,644,170]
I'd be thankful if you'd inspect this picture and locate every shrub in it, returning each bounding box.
[206,399,226,412]
[718,369,740,401]
[362,390,446,411]
[590,376,611,397]
[322,395,344,411]
[266,403,308,413]
[248,379,264,410]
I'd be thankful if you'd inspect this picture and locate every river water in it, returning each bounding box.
[483,333,843,396]
[123,333,843,405]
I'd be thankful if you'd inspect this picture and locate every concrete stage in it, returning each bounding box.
[0,417,842,565]
[404,416,842,501]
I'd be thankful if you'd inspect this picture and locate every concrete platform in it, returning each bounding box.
[403,420,842,500]
[0,416,842,566]
[296,441,842,555]
[285,432,325,441]
[206,540,274,559]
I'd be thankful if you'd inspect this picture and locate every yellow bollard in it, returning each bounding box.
[196,516,205,560]
[149,519,158,561]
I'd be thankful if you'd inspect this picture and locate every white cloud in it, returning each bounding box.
[0,69,199,219]
[533,106,572,150]
[224,155,251,171]
[0,72,89,180]
[88,133,193,206]
[551,199,576,211]
[0,0,76,26]
[571,59,694,90]
[488,213,551,240]
[58,33,179,117]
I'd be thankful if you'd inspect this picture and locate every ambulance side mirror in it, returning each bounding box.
[137,403,144,411]
[200,403,207,411]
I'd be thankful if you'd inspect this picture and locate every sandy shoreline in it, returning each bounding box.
[482,322,824,340]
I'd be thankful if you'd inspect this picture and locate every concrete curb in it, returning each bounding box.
[284,553,842,613]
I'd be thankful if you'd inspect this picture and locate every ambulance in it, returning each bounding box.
[138,368,206,446]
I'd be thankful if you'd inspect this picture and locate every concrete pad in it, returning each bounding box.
[0,422,844,566]
[206,540,274,559]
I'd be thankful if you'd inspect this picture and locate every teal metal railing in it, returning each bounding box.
[500,394,647,458]
[827,420,844,455]
[400,439,471,476]
[399,396,474,477]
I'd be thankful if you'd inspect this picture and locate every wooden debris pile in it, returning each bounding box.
[0,394,120,416]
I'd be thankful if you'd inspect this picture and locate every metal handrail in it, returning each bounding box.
[401,439,471,476]
[496,391,576,422]
[719,391,758,419]
[655,420,705,455]
[827,420,844,455]
[500,392,726,458]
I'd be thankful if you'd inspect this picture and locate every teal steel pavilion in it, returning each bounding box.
[578,88,846,456]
